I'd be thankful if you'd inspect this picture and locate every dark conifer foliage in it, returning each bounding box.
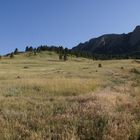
[63,48,68,61]
[33,48,37,55]
[59,46,63,60]
[24,45,71,61]
[10,52,14,58]
[14,48,19,55]
[28,46,34,52]
[25,46,29,52]
[23,43,140,60]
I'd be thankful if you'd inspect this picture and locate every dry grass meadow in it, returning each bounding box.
[0,51,140,140]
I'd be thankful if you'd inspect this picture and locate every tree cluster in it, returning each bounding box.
[25,45,72,61]
[70,50,140,60]
[59,47,68,61]
[10,44,139,61]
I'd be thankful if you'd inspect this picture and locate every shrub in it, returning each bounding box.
[98,63,102,68]
[23,66,29,69]
[130,68,140,74]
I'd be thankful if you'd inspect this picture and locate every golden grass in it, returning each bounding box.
[0,52,139,139]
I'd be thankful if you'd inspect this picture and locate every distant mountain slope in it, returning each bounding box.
[72,26,140,58]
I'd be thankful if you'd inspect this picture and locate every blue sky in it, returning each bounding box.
[0,0,140,54]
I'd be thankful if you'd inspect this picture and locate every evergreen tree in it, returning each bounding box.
[34,48,37,55]
[14,48,18,55]
[64,53,67,61]
[10,52,14,58]
[25,46,29,52]
[28,46,33,52]
[63,48,68,61]
[59,46,63,60]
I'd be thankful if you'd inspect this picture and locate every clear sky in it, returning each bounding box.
[0,0,140,54]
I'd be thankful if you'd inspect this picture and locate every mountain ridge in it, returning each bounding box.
[72,26,140,59]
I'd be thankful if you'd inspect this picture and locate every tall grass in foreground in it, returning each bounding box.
[0,85,140,140]
[0,78,99,97]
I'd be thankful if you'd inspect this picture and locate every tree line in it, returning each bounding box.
[3,45,140,60]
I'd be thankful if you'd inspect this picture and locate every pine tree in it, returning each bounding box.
[25,46,29,52]
[59,53,63,60]
[63,48,68,61]
[10,52,14,58]
[34,48,37,55]
[28,46,33,52]
[64,53,67,61]
[14,48,18,55]
[59,46,63,60]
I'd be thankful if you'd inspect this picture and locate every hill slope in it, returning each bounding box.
[0,51,140,139]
